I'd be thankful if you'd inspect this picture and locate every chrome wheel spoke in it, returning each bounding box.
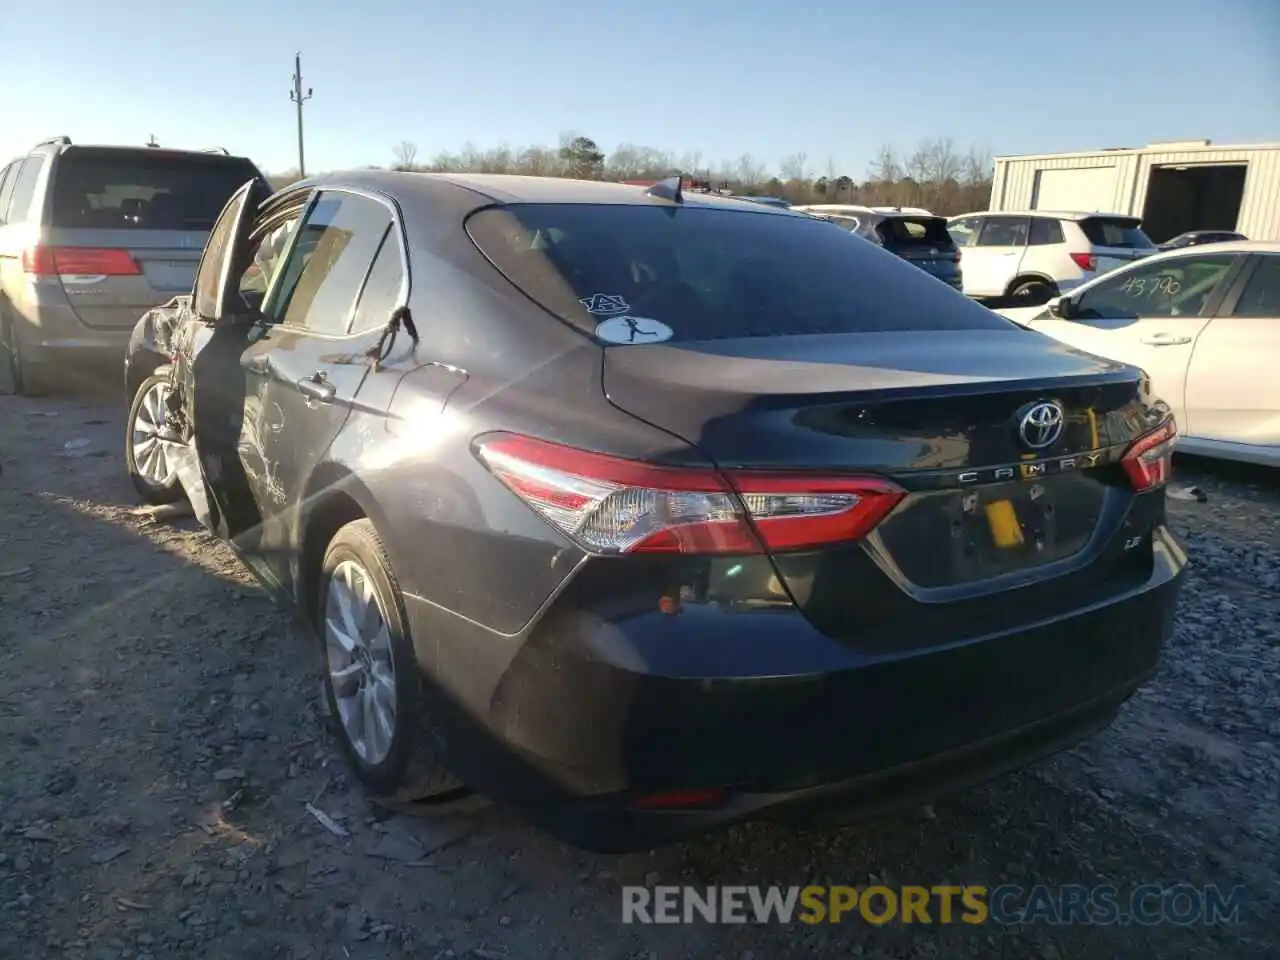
[132,382,176,486]
[324,559,398,766]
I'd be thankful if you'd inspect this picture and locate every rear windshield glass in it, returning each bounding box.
[50,152,261,230]
[466,203,1008,341]
[1078,217,1156,250]
[875,216,954,248]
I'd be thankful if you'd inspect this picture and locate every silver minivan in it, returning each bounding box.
[0,138,264,393]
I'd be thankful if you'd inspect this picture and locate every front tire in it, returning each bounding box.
[317,519,461,802]
[126,373,184,505]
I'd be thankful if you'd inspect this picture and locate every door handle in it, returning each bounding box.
[1139,333,1192,346]
[295,373,336,403]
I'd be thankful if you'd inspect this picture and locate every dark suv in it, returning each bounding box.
[795,204,963,290]
[0,138,265,393]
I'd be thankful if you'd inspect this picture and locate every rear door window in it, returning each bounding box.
[1229,256,1280,318]
[1078,217,1156,250]
[827,215,860,232]
[946,217,980,247]
[350,230,406,334]
[270,191,394,336]
[1028,218,1065,246]
[48,151,261,231]
[1074,254,1237,320]
[7,157,47,225]
[466,203,1012,342]
[0,162,17,223]
[976,216,1029,247]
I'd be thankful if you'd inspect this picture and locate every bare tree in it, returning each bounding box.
[392,141,419,170]
[320,134,994,217]
[779,152,808,182]
[734,153,768,190]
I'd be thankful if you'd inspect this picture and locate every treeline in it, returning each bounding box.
[268,134,994,216]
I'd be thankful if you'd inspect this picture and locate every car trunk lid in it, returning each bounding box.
[603,328,1159,594]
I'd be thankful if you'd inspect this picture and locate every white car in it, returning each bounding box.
[947,210,1159,306]
[1005,240,1280,468]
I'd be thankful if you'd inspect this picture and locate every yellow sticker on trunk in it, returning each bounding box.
[985,499,1025,549]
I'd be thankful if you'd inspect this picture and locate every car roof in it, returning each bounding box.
[1142,239,1278,256]
[293,170,814,219]
[793,204,875,215]
[796,204,939,218]
[949,210,1138,221]
[428,172,807,211]
[25,142,256,163]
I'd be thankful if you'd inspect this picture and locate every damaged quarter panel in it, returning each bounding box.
[125,294,192,398]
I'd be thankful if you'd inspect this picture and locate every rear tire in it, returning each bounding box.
[1008,279,1057,307]
[126,373,185,505]
[0,311,47,397]
[317,519,462,802]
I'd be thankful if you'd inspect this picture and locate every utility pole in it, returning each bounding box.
[289,53,313,177]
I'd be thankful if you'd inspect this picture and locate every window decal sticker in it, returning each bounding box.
[595,315,674,345]
[578,293,631,316]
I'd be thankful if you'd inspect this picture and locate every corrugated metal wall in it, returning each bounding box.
[990,153,1138,212]
[990,147,1280,239]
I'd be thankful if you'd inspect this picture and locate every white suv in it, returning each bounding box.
[946,210,1158,306]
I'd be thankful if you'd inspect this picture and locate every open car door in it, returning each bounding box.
[183,177,274,544]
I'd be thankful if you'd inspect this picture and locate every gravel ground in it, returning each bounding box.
[1,384,1278,960]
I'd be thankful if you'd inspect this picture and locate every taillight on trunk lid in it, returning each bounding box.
[23,245,140,276]
[474,434,905,556]
[1120,419,1177,491]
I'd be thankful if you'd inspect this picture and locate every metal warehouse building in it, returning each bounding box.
[988,139,1280,243]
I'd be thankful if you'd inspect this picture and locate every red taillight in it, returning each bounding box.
[22,245,140,276]
[1121,419,1177,492]
[1069,252,1097,272]
[474,434,905,556]
[633,788,727,810]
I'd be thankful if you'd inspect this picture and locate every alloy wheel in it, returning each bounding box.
[324,560,398,765]
[130,380,178,488]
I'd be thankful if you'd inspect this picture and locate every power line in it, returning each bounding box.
[289,53,313,177]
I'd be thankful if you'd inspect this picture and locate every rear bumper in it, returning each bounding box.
[408,526,1186,852]
[11,303,132,369]
[550,678,1138,852]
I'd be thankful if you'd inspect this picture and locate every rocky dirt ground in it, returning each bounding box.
[1,382,1278,960]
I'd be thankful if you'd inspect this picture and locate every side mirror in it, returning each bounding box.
[1048,296,1076,320]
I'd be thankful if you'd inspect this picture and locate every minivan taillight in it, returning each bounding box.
[1121,419,1177,492]
[22,245,141,276]
[474,434,905,555]
[1069,252,1097,272]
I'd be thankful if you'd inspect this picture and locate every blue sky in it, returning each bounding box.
[4,0,1278,178]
